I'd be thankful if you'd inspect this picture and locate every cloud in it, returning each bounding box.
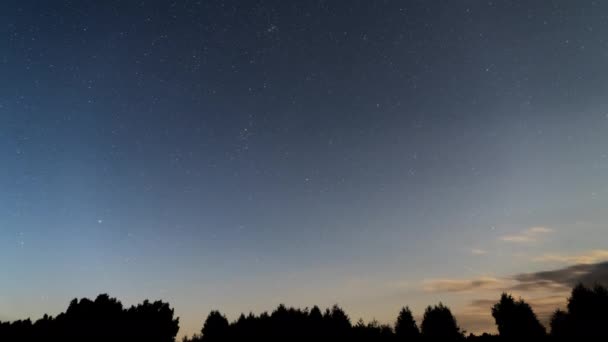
[420,261,608,335]
[456,262,608,333]
[471,249,487,255]
[420,260,608,335]
[424,261,608,295]
[513,261,608,289]
[533,250,608,264]
[456,309,497,335]
[500,226,554,243]
[508,279,569,292]
[528,227,554,234]
[423,277,503,293]
[468,298,499,309]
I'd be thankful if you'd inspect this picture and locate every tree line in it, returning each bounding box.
[0,294,178,342]
[1,284,606,341]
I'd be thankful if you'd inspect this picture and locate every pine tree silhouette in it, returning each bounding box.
[395,306,420,340]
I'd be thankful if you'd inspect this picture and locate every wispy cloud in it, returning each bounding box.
[470,249,487,255]
[514,261,608,288]
[424,261,608,295]
[500,226,554,243]
[423,277,503,293]
[464,262,608,330]
[421,260,608,334]
[533,250,608,264]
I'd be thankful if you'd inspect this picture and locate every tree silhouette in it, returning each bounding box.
[352,318,393,341]
[491,293,546,338]
[55,294,125,342]
[323,304,352,337]
[308,305,324,337]
[3,285,608,341]
[549,309,569,338]
[395,306,420,340]
[550,283,608,338]
[200,311,229,341]
[420,303,463,340]
[0,294,179,342]
[126,299,180,342]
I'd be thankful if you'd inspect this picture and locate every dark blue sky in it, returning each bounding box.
[1,0,607,337]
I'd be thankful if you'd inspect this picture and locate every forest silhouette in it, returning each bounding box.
[1,284,607,341]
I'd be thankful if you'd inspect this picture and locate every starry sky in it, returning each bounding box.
[1,0,608,337]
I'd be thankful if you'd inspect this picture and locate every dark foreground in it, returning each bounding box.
[1,283,606,341]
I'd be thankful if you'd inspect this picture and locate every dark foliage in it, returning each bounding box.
[395,306,420,341]
[491,293,546,338]
[420,303,464,341]
[0,294,179,342]
[352,319,394,342]
[2,284,608,341]
[184,304,354,341]
[549,283,608,338]
[200,310,229,341]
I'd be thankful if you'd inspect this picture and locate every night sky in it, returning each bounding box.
[2,0,608,337]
